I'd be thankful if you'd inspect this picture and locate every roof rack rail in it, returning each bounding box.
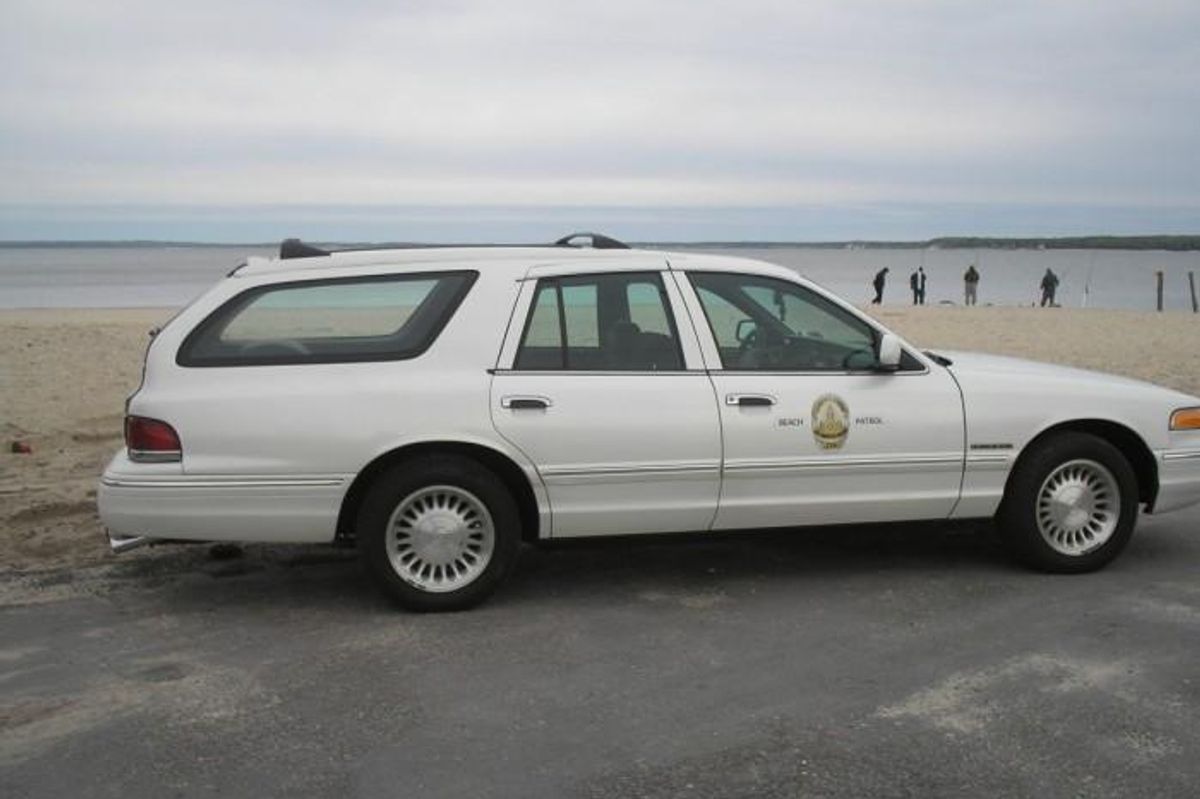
[280,238,331,259]
[276,232,630,260]
[553,232,630,250]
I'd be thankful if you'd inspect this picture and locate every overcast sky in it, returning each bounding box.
[3,0,1199,241]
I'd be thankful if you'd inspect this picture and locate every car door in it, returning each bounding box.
[677,269,965,530]
[491,263,721,537]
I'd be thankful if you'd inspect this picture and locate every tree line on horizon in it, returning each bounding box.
[673,235,1200,251]
[923,235,1200,251]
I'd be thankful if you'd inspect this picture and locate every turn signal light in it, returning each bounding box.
[1169,407,1200,431]
[125,415,182,462]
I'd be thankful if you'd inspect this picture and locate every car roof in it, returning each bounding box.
[234,245,802,284]
[237,246,639,277]
[662,251,800,281]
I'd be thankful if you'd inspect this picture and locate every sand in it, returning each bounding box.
[2,305,1197,572]
[2,309,172,570]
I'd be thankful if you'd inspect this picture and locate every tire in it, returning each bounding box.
[997,432,1139,573]
[357,455,521,611]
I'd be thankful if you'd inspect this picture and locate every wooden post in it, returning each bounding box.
[1190,271,1198,313]
[1156,271,1164,312]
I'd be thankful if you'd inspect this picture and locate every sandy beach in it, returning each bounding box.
[2,305,1197,572]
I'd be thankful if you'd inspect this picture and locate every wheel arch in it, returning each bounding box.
[1007,419,1158,508]
[336,441,545,545]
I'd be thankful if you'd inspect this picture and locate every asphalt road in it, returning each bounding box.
[3,511,1199,798]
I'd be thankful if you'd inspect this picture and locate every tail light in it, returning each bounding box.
[125,416,182,463]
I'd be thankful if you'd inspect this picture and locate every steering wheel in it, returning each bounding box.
[741,326,804,369]
[781,335,822,367]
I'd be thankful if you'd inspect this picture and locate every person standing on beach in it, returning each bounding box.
[964,264,980,306]
[1040,268,1060,307]
[872,267,889,304]
[917,267,927,305]
[909,269,920,305]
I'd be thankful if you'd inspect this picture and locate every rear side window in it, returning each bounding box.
[513,272,684,371]
[178,271,477,367]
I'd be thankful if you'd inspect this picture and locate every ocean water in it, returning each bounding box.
[0,246,274,309]
[0,244,1197,311]
[673,245,1200,312]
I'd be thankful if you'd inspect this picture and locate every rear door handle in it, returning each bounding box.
[501,395,552,410]
[725,393,776,407]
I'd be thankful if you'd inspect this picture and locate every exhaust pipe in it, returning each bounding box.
[108,534,154,554]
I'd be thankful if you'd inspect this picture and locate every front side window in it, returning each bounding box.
[178,271,477,366]
[689,272,893,371]
[514,272,684,371]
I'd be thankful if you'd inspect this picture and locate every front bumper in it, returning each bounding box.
[1151,448,1200,514]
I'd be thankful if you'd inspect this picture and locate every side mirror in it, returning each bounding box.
[736,319,757,344]
[876,332,902,371]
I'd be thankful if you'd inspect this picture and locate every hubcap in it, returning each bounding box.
[1035,459,1120,556]
[386,485,495,593]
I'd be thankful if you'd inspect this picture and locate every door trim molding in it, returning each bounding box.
[724,453,963,474]
[100,476,347,489]
[541,462,721,478]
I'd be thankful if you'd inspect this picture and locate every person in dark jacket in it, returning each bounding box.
[872,268,889,304]
[1040,268,1060,306]
[964,264,980,305]
[917,267,927,305]
[909,269,920,305]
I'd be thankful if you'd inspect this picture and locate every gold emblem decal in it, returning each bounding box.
[811,394,850,450]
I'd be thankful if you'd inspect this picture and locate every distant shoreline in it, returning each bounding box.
[2,235,1200,251]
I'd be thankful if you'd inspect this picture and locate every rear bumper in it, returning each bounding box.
[98,452,350,546]
[1151,448,1200,514]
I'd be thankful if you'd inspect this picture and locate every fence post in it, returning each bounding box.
[1190,271,1198,313]
[1156,271,1164,311]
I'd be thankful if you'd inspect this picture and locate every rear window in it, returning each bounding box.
[177,271,477,367]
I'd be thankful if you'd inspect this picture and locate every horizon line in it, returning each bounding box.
[3,233,1200,251]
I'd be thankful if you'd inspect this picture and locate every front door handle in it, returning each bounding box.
[725,393,776,407]
[501,395,553,410]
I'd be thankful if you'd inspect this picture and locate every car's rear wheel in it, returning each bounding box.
[997,432,1139,572]
[358,455,521,611]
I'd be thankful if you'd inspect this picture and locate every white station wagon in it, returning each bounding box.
[99,234,1200,610]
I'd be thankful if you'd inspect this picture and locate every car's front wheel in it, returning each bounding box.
[997,432,1139,573]
[358,455,521,611]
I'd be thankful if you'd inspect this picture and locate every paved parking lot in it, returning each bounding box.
[2,512,1199,798]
